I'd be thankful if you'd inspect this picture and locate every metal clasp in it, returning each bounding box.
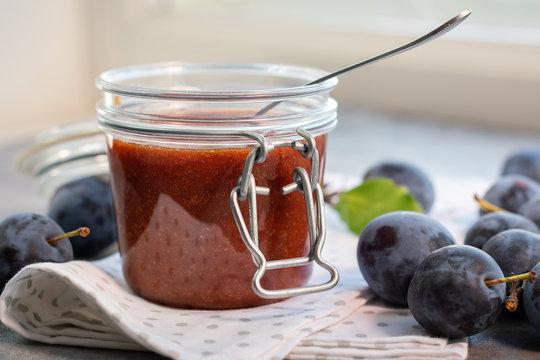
[230,128,339,299]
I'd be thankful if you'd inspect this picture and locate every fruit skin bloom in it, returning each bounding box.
[407,245,505,339]
[48,176,116,259]
[524,261,540,332]
[357,211,455,306]
[0,213,73,291]
[502,149,540,183]
[482,175,540,214]
[363,161,434,213]
[464,211,539,249]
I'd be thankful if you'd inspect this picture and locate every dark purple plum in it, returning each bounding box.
[523,261,540,333]
[407,245,505,338]
[502,149,540,183]
[519,196,540,230]
[363,161,434,213]
[483,229,540,278]
[481,175,540,214]
[464,211,539,249]
[357,211,455,305]
[0,213,73,290]
[48,176,116,259]
[482,229,540,315]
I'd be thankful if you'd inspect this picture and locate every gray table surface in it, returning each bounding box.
[2,108,540,359]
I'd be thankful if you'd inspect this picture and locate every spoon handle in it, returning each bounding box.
[256,9,471,116]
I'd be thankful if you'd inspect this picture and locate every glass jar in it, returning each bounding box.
[16,119,109,197]
[96,62,339,309]
[15,119,119,259]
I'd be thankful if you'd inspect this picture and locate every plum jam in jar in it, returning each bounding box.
[96,62,339,309]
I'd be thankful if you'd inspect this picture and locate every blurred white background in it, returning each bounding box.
[1,0,540,145]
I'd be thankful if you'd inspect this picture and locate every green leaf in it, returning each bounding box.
[334,178,423,235]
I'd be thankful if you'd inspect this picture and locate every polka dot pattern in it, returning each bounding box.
[0,244,369,360]
[292,296,468,359]
[0,226,467,360]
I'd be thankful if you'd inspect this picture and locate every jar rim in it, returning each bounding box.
[96,62,338,101]
[15,119,109,196]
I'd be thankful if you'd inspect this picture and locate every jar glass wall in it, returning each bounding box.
[97,62,338,309]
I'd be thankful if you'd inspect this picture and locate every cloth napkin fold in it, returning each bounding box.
[0,227,370,360]
[288,297,467,360]
[1,174,482,359]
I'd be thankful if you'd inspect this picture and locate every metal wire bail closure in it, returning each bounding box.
[230,128,339,299]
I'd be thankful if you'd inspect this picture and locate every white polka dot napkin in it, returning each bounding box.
[288,298,468,360]
[0,226,371,359]
[0,176,477,359]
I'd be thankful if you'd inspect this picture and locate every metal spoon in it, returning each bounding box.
[256,9,471,116]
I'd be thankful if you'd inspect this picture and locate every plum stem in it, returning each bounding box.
[484,271,536,288]
[47,227,90,245]
[474,194,505,213]
[504,275,526,312]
